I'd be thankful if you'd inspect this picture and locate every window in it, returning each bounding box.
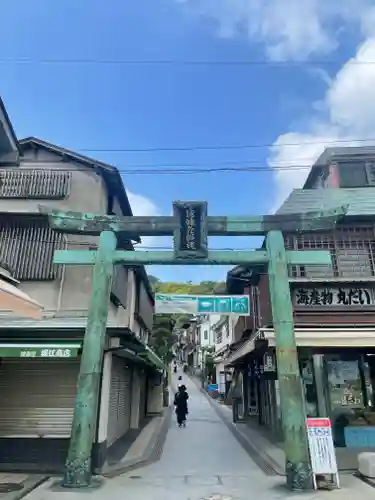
[216,331,222,344]
[338,161,368,188]
[312,167,329,189]
[287,227,375,279]
[204,330,208,340]
[336,246,373,278]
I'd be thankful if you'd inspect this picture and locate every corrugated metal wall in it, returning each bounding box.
[0,169,71,198]
[0,215,65,280]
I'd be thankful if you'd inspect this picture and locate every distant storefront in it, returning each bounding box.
[226,325,375,451]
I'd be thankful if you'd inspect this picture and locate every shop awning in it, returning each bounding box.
[0,342,81,358]
[225,337,257,365]
[212,344,230,363]
[139,346,165,371]
[262,327,375,348]
[225,326,375,365]
[0,279,44,320]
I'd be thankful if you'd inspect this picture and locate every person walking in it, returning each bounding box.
[174,384,189,427]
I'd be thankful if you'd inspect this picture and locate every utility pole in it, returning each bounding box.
[62,231,117,487]
[266,230,312,490]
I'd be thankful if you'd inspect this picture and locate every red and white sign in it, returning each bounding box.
[306,418,338,476]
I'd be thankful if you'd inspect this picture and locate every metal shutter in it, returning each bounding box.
[107,357,132,446]
[0,359,80,437]
[139,372,147,422]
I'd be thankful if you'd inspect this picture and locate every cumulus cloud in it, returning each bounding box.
[270,35,375,208]
[177,0,373,61]
[127,190,161,247]
[127,191,160,217]
[175,0,375,210]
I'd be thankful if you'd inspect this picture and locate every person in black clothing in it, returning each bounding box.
[174,384,189,427]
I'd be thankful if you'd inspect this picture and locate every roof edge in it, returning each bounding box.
[0,98,20,153]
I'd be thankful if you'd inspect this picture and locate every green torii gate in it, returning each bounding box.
[41,201,347,491]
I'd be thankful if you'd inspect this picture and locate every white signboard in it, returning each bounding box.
[294,287,374,307]
[306,418,339,489]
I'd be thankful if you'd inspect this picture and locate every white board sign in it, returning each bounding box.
[306,418,338,476]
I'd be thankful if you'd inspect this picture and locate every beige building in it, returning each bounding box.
[0,99,164,473]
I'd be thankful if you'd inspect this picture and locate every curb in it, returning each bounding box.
[103,405,172,478]
[192,377,282,477]
[9,475,49,500]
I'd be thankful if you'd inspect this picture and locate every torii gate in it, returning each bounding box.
[41,201,347,491]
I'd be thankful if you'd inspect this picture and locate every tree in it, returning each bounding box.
[147,276,227,362]
[149,315,177,363]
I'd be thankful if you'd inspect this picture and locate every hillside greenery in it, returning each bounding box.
[148,276,226,363]
[148,275,226,295]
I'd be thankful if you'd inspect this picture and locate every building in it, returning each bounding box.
[210,315,235,396]
[225,146,375,467]
[196,315,215,369]
[0,99,164,473]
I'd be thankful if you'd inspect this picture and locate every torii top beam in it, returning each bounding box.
[39,204,348,237]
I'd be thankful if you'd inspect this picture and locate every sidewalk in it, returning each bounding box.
[211,397,286,475]
[204,385,364,475]
[0,474,47,500]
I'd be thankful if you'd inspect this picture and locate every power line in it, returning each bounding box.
[1,57,374,66]
[20,156,318,168]
[110,164,308,175]
[1,164,313,175]
[65,136,375,153]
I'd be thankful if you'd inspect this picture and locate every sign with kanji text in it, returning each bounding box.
[306,418,338,476]
[173,201,208,259]
[294,286,374,307]
[0,343,81,358]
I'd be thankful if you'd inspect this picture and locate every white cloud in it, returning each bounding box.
[127,191,160,217]
[175,0,375,210]
[127,190,161,248]
[270,35,375,208]
[177,0,373,61]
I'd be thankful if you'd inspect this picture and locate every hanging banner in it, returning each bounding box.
[155,294,250,315]
[306,417,339,488]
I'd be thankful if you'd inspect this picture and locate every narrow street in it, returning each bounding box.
[25,371,373,500]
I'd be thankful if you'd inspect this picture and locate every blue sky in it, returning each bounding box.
[1,0,375,283]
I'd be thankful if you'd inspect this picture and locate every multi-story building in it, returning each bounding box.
[0,99,164,473]
[225,146,375,468]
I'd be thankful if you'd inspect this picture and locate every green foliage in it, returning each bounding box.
[148,275,226,295]
[149,314,177,363]
[148,275,226,362]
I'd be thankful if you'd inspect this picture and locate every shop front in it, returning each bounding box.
[226,326,375,460]
[0,341,82,471]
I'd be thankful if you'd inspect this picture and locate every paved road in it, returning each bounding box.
[25,371,375,500]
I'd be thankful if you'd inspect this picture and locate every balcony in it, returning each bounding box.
[285,226,375,282]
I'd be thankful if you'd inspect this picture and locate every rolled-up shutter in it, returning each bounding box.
[0,359,80,437]
[107,357,132,446]
[139,373,147,422]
